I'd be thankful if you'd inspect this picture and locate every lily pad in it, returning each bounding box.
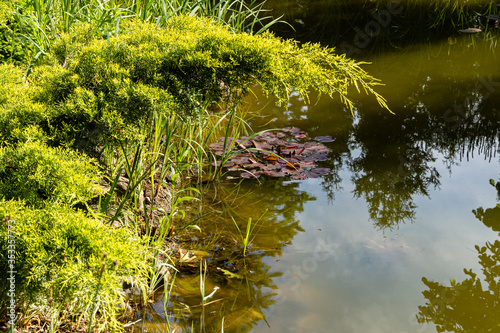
[311,167,331,175]
[208,127,333,180]
[314,136,335,143]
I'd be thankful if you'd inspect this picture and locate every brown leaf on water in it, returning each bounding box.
[310,153,330,161]
[209,127,334,180]
[286,161,297,170]
[305,171,321,178]
[282,127,301,134]
[263,154,279,163]
[296,147,306,156]
[301,153,328,162]
[212,160,235,168]
[314,167,331,174]
[310,168,331,176]
[242,163,261,170]
[262,170,287,178]
[209,142,225,150]
[259,132,276,138]
[251,140,273,150]
[234,140,248,150]
[297,161,315,169]
[280,148,298,157]
[263,163,279,170]
[266,137,287,146]
[241,171,261,179]
[291,174,309,180]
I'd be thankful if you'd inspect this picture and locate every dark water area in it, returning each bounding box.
[135,1,500,332]
[266,0,498,56]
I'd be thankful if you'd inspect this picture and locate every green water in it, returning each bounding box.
[136,3,500,333]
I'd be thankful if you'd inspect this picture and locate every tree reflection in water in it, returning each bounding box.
[245,32,500,231]
[135,6,500,330]
[135,179,316,332]
[335,35,500,230]
[417,180,500,332]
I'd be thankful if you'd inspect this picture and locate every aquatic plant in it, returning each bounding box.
[232,214,265,257]
[199,260,219,304]
[209,127,334,180]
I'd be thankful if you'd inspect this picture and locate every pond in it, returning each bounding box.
[134,2,500,332]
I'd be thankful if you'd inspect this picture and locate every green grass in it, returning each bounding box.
[232,215,263,257]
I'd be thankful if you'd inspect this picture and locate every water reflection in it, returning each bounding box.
[417,179,500,331]
[349,120,441,229]
[349,35,500,228]
[136,180,315,332]
[246,33,500,230]
[266,0,498,53]
[137,5,500,331]
[195,179,314,252]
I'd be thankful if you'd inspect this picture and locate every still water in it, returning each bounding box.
[137,4,500,333]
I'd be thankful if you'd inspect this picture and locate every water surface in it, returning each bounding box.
[136,5,500,333]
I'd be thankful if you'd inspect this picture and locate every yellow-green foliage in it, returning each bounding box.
[0,64,46,145]
[0,200,149,331]
[29,15,388,151]
[1,15,389,153]
[0,65,145,331]
[0,2,10,23]
[0,2,32,65]
[0,141,100,207]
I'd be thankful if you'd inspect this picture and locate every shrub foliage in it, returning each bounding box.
[29,16,388,151]
[0,200,149,331]
[0,141,100,207]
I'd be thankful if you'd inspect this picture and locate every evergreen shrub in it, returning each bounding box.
[0,141,100,207]
[0,200,149,331]
[0,2,32,66]
[30,15,388,152]
[0,64,46,145]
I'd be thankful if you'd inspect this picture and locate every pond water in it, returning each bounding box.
[135,3,500,333]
